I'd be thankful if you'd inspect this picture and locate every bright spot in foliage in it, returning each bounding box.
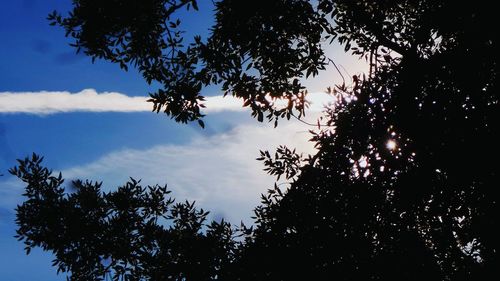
[386,140,397,150]
[359,156,368,168]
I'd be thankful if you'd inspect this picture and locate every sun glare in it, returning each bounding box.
[386,140,397,150]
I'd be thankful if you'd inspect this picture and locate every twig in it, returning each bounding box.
[328,58,346,85]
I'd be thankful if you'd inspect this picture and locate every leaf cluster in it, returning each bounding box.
[49,0,335,125]
[10,154,235,281]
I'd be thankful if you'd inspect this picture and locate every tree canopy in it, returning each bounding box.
[11,154,235,280]
[9,0,499,280]
[48,0,332,125]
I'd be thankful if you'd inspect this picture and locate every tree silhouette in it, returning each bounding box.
[48,0,331,125]
[240,1,498,280]
[9,0,498,280]
[10,154,235,280]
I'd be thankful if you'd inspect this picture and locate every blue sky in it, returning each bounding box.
[0,1,366,280]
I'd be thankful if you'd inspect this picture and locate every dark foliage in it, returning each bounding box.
[49,0,331,125]
[9,0,499,280]
[10,154,235,281]
[241,1,498,280]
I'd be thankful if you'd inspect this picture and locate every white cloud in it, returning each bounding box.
[61,119,319,224]
[0,119,318,224]
[0,89,151,114]
[0,89,335,115]
[0,178,23,215]
[1,88,330,224]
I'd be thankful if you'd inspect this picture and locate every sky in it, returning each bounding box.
[0,1,366,280]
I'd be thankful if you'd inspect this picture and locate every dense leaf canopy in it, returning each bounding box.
[11,154,235,280]
[9,0,499,280]
[49,0,332,125]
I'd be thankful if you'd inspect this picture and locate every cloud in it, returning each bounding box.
[0,177,24,217]
[0,117,319,225]
[60,119,318,224]
[0,89,335,115]
[0,89,152,114]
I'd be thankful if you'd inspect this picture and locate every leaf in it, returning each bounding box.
[191,0,199,11]
[257,111,264,122]
[198,119,205,128]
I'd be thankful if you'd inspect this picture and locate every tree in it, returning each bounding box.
[9,0,498,280]
[48,0,331,126]
[241,1,498,280]
[11,154,235,280]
